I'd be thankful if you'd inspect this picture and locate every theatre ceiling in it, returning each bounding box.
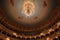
[0,0,60,40]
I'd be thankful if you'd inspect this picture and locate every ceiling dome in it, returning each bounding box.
[0,0,60,40]
[4,0,53,24]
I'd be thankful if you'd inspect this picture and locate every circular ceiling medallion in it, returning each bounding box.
[22,1,35,16]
